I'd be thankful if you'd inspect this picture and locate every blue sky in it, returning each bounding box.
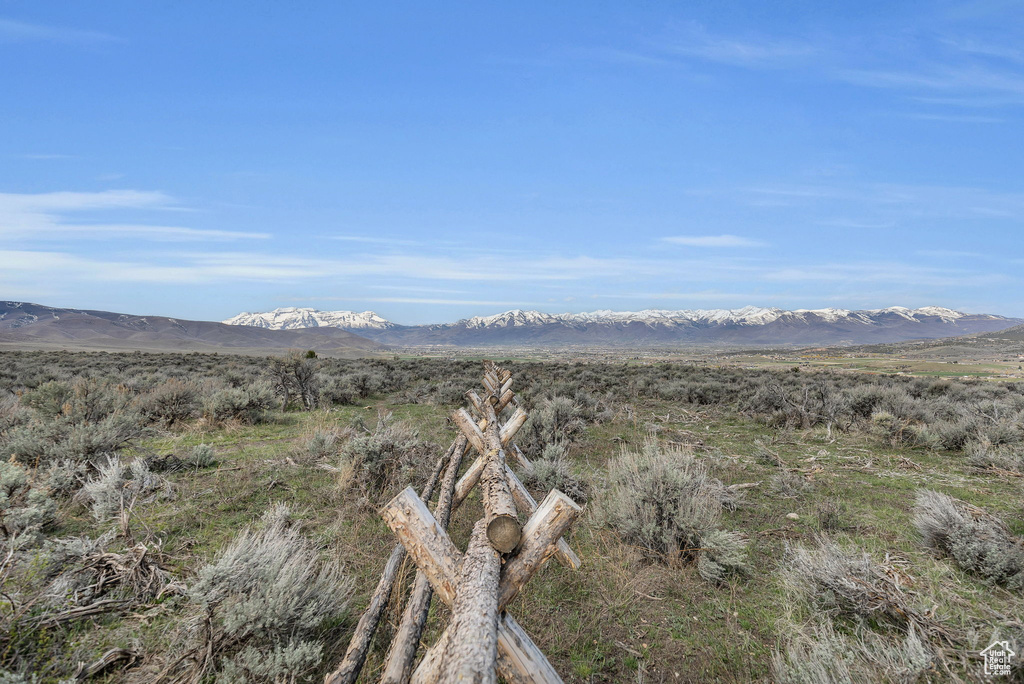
[1,1,1022,324]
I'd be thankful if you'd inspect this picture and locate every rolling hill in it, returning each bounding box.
[0,302,381,356]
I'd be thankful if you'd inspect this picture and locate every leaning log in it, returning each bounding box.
[450,446,580,569]
[379,487,460,605]
[498,407,529,445]
[498,490,581,609]
[495,614,564,684]
[506,467,581,571]
[390,488,564,684]
[452,409,487,454]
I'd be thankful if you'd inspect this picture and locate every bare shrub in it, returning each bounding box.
[42,535,180,608]
[912,489,1024,591]
[781,537,940,637]
[753,439,784,467]
[600,441,746,583]
[267,353,321,411]
[1,531,179,677]
[966,439,1024,472]
[815,498,848,532]
[168,504,353,683]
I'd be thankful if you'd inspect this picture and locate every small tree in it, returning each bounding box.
[267,352,320,411]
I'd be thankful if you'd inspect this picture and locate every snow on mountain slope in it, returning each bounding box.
[223,307,395,330]
[450,306,978,328]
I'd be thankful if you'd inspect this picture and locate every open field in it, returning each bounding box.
[2,350,1023,682]
[721,355,1024,381]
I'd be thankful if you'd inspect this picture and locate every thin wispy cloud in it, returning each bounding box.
[896,112,1005,123]
[763,261,1013,288]
[368,285,469,294]
[0,17,116,44]
[840,66,1024,101]
[592,291,773,302]
[63,225,270,241]
[916,249,988,259]
[662,234,767,247]
[819,218,897,230]
[743,182,1024,221]
[659,23,817,68]
[330,235,423,246]
[0,190,267,242]
[361,297,540,307]
[579,23,1024,114]
[0,250,331,284]
[0,247,761,288]
[940,37,1024,63]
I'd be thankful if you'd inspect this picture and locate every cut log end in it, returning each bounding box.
[487,514,522,554]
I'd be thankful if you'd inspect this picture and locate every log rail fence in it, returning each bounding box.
[327,361,582,684]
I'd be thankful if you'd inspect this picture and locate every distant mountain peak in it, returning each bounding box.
[223,307,395,330]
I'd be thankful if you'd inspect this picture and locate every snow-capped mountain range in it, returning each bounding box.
[222,305,1018,347]
[455,305,969,328]
[224,307,395,330]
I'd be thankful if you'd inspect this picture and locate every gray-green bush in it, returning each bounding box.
[337,412,426,503]
[522,442,590,503]
[80,457,171,522]
[600,441,746,583]
[912,489,1024,591]
[0,460,57,550]
[178,504,353,683]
